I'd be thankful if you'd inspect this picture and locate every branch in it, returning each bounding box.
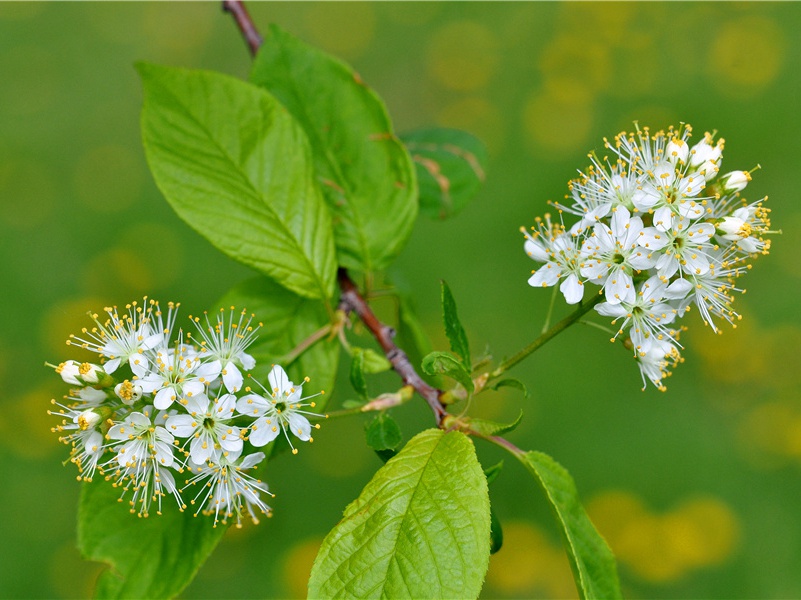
[338,269,447,424]
[222,1,446,425]
[222,0,263,57]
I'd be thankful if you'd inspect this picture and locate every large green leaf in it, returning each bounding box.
[215,276,340,408]
[401,128,487,220]
[78,479,226,599]
[250,24,417,273]
[309,429,491,599]
[138,62,336,300]
[517,451,621,600]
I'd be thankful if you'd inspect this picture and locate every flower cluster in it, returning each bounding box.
[49,299,322,526]
[523,124,774,390]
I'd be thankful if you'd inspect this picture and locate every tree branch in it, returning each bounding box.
[338,269,446,423]
[222,2,447,425]
[222,0,263,57]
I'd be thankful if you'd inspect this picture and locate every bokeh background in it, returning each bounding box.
[2,2,801,598]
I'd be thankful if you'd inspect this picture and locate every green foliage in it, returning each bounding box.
[421,350,474,393]
[489,377,529,397]
[468,411,524,437]
[364,412,402,452]
[138,63,336,300]
[250,24,418,273]
[216,276,340,406]
[360,347,392,374]
[489,505,504,555]
[308,429,491,599]
[401,127,487,219]
[77,479,226,600]
[350,348,368,400]
[517,451,622,600]
[441,280,471,368]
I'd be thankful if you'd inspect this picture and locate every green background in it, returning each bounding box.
[2,2,800,598]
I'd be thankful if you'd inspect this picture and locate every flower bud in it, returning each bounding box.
[114,380,143,406]
[75,409,101,431]
[666,138,689,164]
[689,136,723,168]
[717,216,751,241]
[56,360,81,385]
[719,170,751,193]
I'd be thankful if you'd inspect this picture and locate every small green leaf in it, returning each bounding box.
[517,451,622,600]
[216,276,340,408]
[138,63,336,300]
[489,505,504,555]
[421,351,474,393]
[483,460,504,486]
[364,413,402,452]
[309,429,490,599]
[401,127,487,220]
[469,411,524,437]
[489,378,529,397]
[251,25,417,273]
[350,348,368,400]
[361,348,391,374]
[441,280,471,368]
[78,479,226,599]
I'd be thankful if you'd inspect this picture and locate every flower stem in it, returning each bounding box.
[488,294,603,380]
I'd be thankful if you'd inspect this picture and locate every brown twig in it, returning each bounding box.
[222,0,263,57]
[338,269,447,423]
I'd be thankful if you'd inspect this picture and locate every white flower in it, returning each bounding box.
[138,338,218,410]
[236,365,321,454]
[104,406,183,516]
[190,307,262,393]
[638,215,716,278]
[636,338,682,392]
[165,393,243,465]
[682,250,748,332]
[688,132,724,180]
[523,215,586,304]
[183,452,272,527]
[67,298,162,377]
[54,360,106,385]
[114,380,143,406]
[719,170,751,193]
[580,207,655,304]
[716,203,772,255]
[49,402,106,481]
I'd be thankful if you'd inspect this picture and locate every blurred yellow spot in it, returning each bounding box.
[437,97,505,155]
[523,88,593,157]
[82,248,154,298]
[587,490,740,583]
[48,541,103,599]
[73,145,144,213]
[0,161,56,229]
[0,383,63,459]
[737,401,801,469]
[0,2,44,19]
[485,521,576,598]
[709,17,785,96]
[539,34,610,99]
[283,537,322,599]
[142,3,214,55]
[426,21,499,92]
[117,223,184,290]
[556,2,636,45]
[0,45,56,116]
[40,296,108,357]
[303,4,376,60]
[384,3,442,25]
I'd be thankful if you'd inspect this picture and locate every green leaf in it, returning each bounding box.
[309,429,490,599]
[489,378,529,397]
[364,412,402,452]
[421,351,474,393]
[251,25,417,273]
[78,479,226,600]
[441,280,471,368]
[483,460,504,486]
[468,411,524,437]
[489,505,504,555]
[350,348,368,400]
[517,451,622,600]
[216,276,340,408]
[361,347,391,374]
[401,127,487,220]
[138,62,336,300]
